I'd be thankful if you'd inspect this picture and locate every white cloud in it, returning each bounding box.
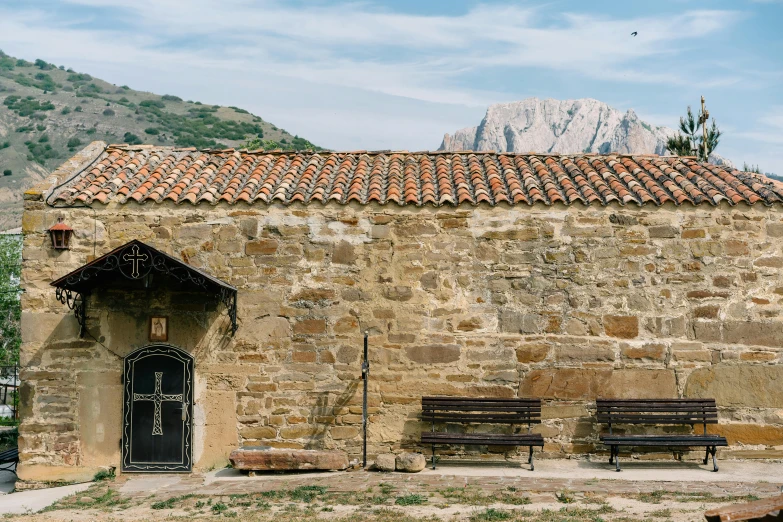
[0,1,767,153]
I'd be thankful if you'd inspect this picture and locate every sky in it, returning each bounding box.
[0,0,782,172]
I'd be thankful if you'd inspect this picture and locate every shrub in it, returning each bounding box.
[120,85,130,90]
[102,108,115,116]
[118,97,129,103]
[140,99,165,108]
[3,170,11,176]
[74,106,82,112]
[144,128,160,135]
[0,142,9,149]
[67,137,82,148]
[36,124,46,132]
[38,134,49,143]
[123,132,142,145]
[161,94,182,102]
[34,59,53,70]
[67,73,92,82]
[86,128,96,135]
[60,106,71,115]
[3,95,55,116]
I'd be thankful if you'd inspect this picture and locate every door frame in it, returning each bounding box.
[121,343,193,473]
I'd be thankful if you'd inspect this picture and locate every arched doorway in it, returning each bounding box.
[121,344,193,472]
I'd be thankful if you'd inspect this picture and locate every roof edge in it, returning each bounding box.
[25,141,107,202]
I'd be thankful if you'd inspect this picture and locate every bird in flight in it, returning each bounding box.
[631,31,638,36]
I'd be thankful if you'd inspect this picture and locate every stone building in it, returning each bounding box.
[18,141,783,482]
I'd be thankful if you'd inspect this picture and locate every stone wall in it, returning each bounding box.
[19,195,783,479]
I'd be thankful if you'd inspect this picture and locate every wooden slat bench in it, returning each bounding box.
[597,398,727,472]
[421,397,544,470]
[0,447,19,475]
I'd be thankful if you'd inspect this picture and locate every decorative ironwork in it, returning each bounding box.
[133,372,183,436]
[55,287,86,337]
[51,240,238,336]
[219,287,238,336]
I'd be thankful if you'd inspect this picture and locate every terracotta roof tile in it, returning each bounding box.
[50,145,783,208]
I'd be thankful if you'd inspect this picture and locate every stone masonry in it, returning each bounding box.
[18,162,783,481]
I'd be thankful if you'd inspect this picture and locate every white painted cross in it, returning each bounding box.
[122,244,149,278]
[133,372,183,436]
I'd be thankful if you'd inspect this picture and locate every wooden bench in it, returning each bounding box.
[0,447,19,475]
[421,397,544,470]
[597,398,727,472]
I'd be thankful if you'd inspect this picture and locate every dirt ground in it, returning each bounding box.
[8,466,782,522]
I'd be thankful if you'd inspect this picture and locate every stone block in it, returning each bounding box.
[723,321,783,348]
[229,447,349,471]
[240,426,277,440]
[620,343,666,361]
[293,319,326,335]
[686,365,783,407]
[330,426,359,440]
[767,223,783,237]
[374,453,396,471]
[383,286,413,301]
[516,344,549,363]
[332,241,356,264]
[499,311,543,334]
[405,344,461,364]
[648,225,678,238]
[603,315,638,339]
[555,345,614,363]
[395,452,426,472]
[520,368,676,399]
[246,239,278,255]
[708,424,783,446]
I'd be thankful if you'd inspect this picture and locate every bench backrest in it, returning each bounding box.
[597,398,718,433]
[422,397,542,427]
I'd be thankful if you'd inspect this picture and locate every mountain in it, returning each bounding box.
[0,50,319,231]
[438,98,735,168]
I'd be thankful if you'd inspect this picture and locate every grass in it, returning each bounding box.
[151,493,194,509]
[636,490,759,504]
[394,493,427,506]
[470,508,512,521]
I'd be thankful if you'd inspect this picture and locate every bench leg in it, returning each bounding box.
[614,447,621,472]
[528,446,534,471]
[703,447,709,465]
[711,446,718,473]
[609,446,614,465]
[431,444,436,470]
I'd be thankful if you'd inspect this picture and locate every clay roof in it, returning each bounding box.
[49,145,783,207]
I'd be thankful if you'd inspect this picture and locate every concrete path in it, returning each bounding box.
[201,458,783,485]
[0,482,91,515]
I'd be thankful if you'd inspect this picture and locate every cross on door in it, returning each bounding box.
[122,244,149,278]
[133,372,183,435]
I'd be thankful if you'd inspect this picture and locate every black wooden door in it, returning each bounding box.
[122,345,193,472]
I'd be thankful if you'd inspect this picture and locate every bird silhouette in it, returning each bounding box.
[631,31,638,36]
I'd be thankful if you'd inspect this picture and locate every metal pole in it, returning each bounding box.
[362,331,369,468]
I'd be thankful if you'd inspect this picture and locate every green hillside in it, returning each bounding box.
[0,50,319,231]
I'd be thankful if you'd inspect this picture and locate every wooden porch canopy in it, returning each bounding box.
[51,239,238,337]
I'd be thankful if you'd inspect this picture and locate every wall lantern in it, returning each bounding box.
[48,217,74,250]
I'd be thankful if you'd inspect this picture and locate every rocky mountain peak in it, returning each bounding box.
[439,97,677,157]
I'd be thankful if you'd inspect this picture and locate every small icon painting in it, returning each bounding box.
[149,316,168,342]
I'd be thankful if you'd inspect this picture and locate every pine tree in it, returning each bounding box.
[666,105,721,161]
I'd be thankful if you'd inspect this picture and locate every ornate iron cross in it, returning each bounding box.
[133,372,183,436]
[122,245,149,278]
